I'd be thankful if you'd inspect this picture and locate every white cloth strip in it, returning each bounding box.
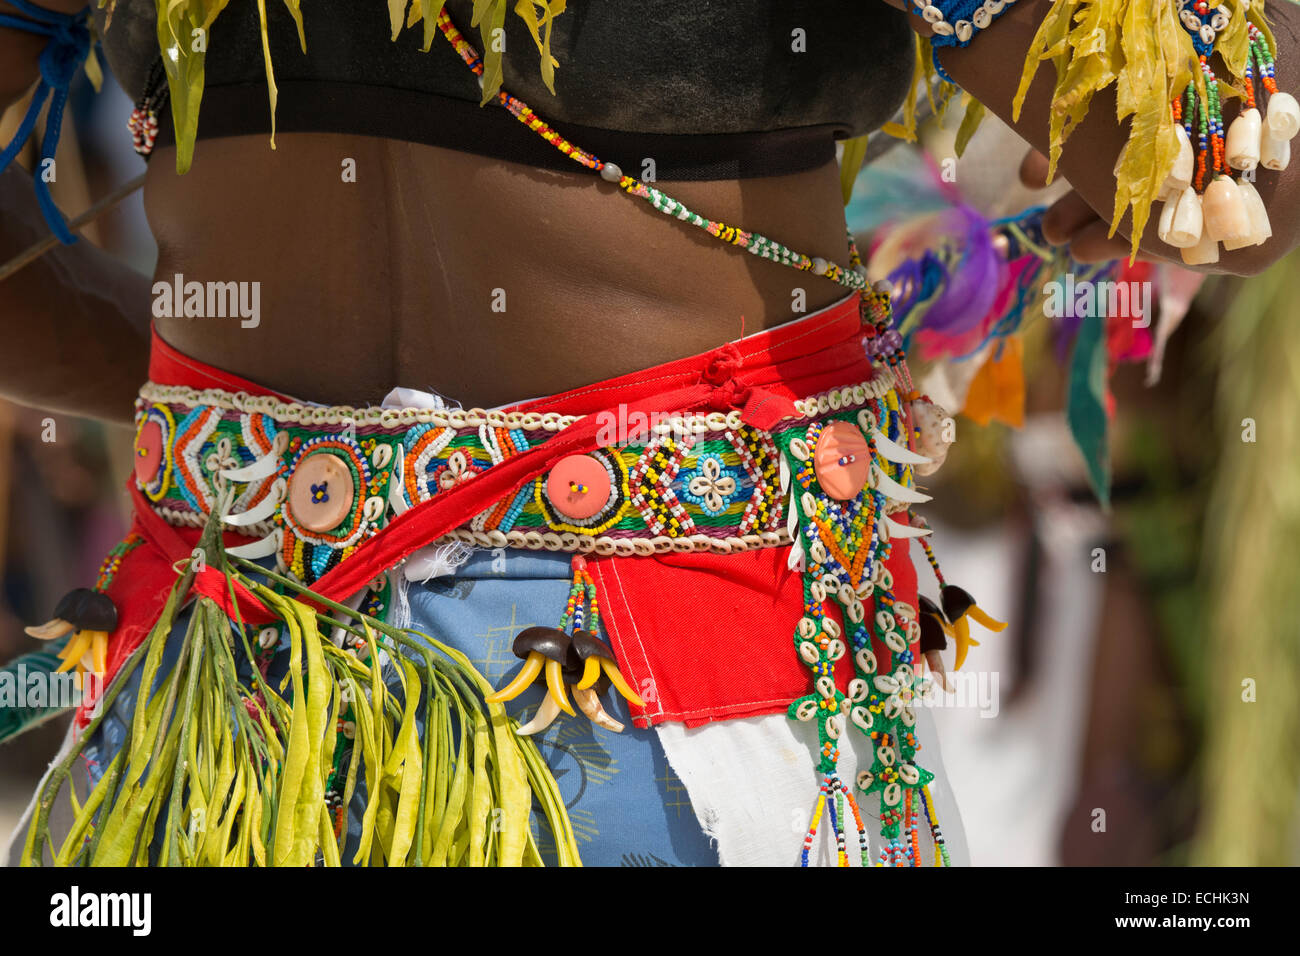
[654,704,969,867]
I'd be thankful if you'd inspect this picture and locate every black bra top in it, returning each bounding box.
[94,0,915,180]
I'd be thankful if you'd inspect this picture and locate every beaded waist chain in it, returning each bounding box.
[133,366,911,584]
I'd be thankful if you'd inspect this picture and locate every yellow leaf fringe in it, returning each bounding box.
[881,34,968,144]
[19,512,580,867]
[149,0,568,174]
[1012,0,1273,262]
[840,134,870,206]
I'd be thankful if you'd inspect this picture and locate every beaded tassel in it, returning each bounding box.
[128,58,167,157]
[841,776,871,867]
[905,787,921,866]
[1157,2,1296,261]
[919,537,945,587]
[1251,22,1278,97]
[802,782,829,866]
[781,362,953,866]
[560,560,601,635]
[921,784,951,867]
[1187,57,1225,192]
[799,776,868,868]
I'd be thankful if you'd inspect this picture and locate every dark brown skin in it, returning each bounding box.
[3,0,1300,423]
[143,135,852,408]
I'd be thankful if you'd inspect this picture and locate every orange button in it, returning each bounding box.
[134,420,163,484]
[814,421,872,501]
[288,454,355,532]
[546,454,612,520]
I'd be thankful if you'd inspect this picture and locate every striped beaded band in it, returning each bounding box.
[133,370,917,583]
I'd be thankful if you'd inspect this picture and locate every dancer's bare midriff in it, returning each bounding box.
[147,132,853,409]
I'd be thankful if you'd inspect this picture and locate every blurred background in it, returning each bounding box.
[1,54,1298,866]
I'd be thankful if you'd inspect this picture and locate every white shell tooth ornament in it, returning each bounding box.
[222,477,286,526]
[573,687,625,733]
[883,515,932,540]
[1157,186,1202,249]
[871,429,931,466]
[1265,90,1300,140]
[1202,175,1251,243]
[1181,228,1219,266]
[387,446,409,515]
[225,526,283,559]
[1225,107,1261,170]
[1222,180,1272,250]
[514,694,562,736]
[871,463,931,504]
[1261,131,1290,170]
[1159,123,1195,199]
[220,450,282,483]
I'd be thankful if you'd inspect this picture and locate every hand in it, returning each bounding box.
[1020,148,1139,263]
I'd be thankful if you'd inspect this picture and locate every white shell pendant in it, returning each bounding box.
[1157,186,1202,249]
[1266,91,1300,140]
[220,449,282,482]
[908,396,952,477]
[787,538,805,573]
[1159,124,1195,199]
[223,477,286,526]
[1181,229,1220,266]
[1201,176,1251,243]
[388,446,409,515]
[1223,179,1272,250]
[226,527,283,559]
[1226,107,1262,170]
[1261,131,1290,171]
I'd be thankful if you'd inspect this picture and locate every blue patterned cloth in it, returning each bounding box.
[405,548,718,866]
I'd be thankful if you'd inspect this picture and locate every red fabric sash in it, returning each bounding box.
[143,297,869,607]
[117,297,924,731]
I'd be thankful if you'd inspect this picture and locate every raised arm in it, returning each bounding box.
[892,0,1300,275]
[1,0,151,425]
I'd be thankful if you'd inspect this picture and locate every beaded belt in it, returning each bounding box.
[132,368,914,585]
